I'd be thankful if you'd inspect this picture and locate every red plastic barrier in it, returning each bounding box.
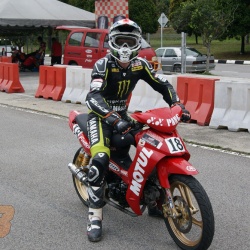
[177,76,219,126]
[0,56,12,63]
[0,63,4,84]
[35,65,67,101]
[0,62,24,93]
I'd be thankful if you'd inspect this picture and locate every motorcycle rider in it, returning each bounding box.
[85,18,191,242]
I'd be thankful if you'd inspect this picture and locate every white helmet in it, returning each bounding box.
[108,18,142,63]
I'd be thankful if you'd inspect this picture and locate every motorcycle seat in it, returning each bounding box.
[75,113,135,148]
[75,113,88,135]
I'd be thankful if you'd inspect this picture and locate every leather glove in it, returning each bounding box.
[103,111,121,126]
[173,102,191,122]
[114,119,132,135]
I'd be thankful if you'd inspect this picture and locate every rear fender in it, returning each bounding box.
[156,157,199,188]
[69,110,81,131]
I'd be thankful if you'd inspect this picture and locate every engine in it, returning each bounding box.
[108,181,129,207]
[143,182,161,207]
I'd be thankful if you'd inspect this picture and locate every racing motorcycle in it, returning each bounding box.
[68,106,215,250]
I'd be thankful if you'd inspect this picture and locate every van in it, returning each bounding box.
[56,26,159,69]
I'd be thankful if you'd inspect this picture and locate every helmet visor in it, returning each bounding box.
[114,35,138,49]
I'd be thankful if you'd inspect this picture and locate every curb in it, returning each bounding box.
[215,59,250,65]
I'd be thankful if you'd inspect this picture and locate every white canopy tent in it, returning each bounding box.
[0,0,95,35]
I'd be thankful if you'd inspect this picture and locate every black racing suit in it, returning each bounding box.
[85,54,180,209]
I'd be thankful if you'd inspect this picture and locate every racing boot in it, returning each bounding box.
[87,207,103,242]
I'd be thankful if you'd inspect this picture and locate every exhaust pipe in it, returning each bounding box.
[68,163,87,183]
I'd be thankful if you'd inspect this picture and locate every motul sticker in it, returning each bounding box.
[130,148,153,196]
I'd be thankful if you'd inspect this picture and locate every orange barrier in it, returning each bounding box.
[0,63,4,84]
[0,56,12,63]
[177,76,219,126]
[0,62,24,93]
[35,65,67,101]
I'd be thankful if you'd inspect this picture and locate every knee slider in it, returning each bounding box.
[88,152,109,186]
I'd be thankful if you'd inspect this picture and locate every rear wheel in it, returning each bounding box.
[164,174,214,250]
[69,62,78,66]
[173,65,181,73]
[72,147,89,206]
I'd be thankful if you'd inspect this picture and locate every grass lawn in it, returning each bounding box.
[149,28,250,61]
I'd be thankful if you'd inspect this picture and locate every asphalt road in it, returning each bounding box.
[210,63,250,79]
[0,105,250,250]
[157,62,250,79]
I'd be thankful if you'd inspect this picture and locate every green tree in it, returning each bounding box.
[169,0,201,43]
[129,0,159,34]
[153,0,170,18]
[222,0,250,54]
[59,0,161,34]
[169,0,194,35]
[171,0,238,72]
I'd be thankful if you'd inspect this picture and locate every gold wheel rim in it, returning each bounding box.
[74,153,89,202]
[167,181,203,247]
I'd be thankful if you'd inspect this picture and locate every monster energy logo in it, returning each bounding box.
[117,80,130,98]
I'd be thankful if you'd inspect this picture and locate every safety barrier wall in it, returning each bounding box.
[61,67,92,104]
[0,62,24,93]
[0,56,12,63]
[32,67,250,133]
[177,76,219,126]
[0,63,4,84]
[127,75,177,112]
[209,80,250,132]
[35,65,67,101]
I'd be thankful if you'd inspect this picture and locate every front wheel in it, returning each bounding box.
[72,147,89,206]
[164,174,214,250]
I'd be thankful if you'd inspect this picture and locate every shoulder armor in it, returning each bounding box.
[94,57,109,74]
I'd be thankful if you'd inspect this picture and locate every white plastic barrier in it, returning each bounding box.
[209,80,250,132]
[61,67,92,104]
[127,74,177,112]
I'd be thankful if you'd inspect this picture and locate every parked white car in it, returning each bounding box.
[155,47,215,73]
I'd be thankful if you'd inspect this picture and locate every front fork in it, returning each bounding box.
[162,188,180,219]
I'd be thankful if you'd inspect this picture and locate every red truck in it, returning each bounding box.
[56,26,160,70]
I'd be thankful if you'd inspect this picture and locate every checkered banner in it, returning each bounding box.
[95,0,129,28]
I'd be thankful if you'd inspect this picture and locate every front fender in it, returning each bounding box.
[156,157,199,188]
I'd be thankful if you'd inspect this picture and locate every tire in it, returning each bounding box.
[69,62,78,66]
[164,174,214,250]
[72,147,89,206]
[173,65,181,73]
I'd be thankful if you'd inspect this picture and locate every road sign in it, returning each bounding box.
[158,13,168,27]
[158,13,168,47]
